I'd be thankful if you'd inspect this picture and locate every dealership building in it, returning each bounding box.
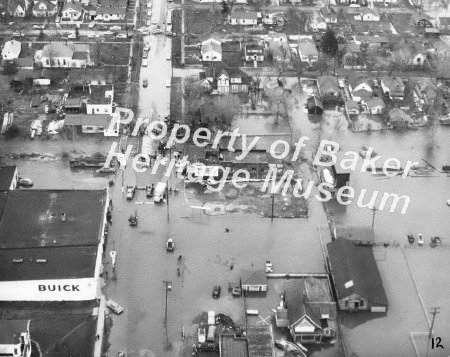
[0,189,109,301]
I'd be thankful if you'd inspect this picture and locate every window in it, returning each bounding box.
[96,108,100,112]
[63,59,66,65]
[360,300,364,307]
[231,85,238,91]
[345,300,349,307]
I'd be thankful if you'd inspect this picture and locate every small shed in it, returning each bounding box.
[241,270,268,293]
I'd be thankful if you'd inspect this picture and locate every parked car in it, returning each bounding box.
[212,285,221,299]
[166,52,171,60]
[207,325,216,342]
[106,299,124,314]
[110,25,122,31]
[197,328,206,343]
[147,1,152,7]
[115,33,127,39]
[142,79,148,87]
[18,177,33,187]
[146,184,154,197]
[165,79,171,87]
[104,31,114,36]
[197,343,217,352]
[98,24,108,30]
[166,238,174,252]
[87,33,97,38]
[207,311,215,325]
[68,33,77,39]
[142,58,148,67]
[88,21,96,29]
[12,32,23,38]
[126,185,136,200]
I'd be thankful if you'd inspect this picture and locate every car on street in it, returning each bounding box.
[146,184,154,197]
[142,79,148,87]
[12,32,24,38]
[212,285,221,299]
[87,33,97,38]
[197,328,206,343]
[166,52,171,60]
[153,28,163,34]
[142,58,148,67]
[147,9,152,16]
[165,79,171,87]
[18,177,33,187]
[147,1,152,7]
[68,33,77,39]
[106,299,124,314]
[98,24,108,30]
[110,25,122,31]
[115,33,127,39]
[126,185,136,199]
[88,21,96,28]
[104,31,114,35]
[207,311,215,325]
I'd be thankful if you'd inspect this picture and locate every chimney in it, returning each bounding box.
[61,213,66,222]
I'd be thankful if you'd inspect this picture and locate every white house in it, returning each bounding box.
[32,0,57,17]
[309,12,327,31]
[86,85,114,114]
[61,2,83,21]
[245,43,264,62]
[2,40,22,61]
[360,7,380,21]
[217,69,230,93]
[37,42,91,68]
[230,11,258,25]
[201,36,222,62]
[0,320,32,357]
[298,38,318,63]
[95,7,126,21]
[365,97,385,114]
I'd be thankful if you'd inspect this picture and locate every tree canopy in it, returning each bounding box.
[322,28,338,57]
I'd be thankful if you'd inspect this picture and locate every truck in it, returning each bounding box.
[151,0,161,25]
[153,182,167,203]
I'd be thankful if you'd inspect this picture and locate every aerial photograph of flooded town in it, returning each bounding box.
[1,0,450,354]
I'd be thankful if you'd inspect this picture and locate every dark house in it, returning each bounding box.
[327,238,388,313]
[306,96,324,115]
[283,277,337,344]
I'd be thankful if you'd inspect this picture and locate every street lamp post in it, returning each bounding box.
[163,280,172,350]
[371,205,378,228]
[271,193,275,223]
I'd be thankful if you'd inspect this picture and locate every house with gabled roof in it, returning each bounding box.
[2,40,21,60]
[319,6,337,23]
[245,43,264,62]
[37,42,91,68]
[365,97,385,114]
[8,0,27,17]
[230,11,258,25]
[201,35,222,62]
[327,238,388,312]
[95,7,126,21]
[348,73,372,103]
[61,2,83,21]
[381,76,405,100]
[317,76,340,104]
[360,6,380,21]
[32,0,57,17]
[284,277,337,344]
[415,79,438,106]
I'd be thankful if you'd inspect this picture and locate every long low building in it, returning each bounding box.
[0,189,109,301]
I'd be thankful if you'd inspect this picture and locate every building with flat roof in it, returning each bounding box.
[0,320,31,357]
[219,334,248,357]
[0,189,109,301]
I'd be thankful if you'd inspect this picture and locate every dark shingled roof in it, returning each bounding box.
[327,238,388,308]
[246,325,273,357]
[0,166,17,190]
[241,270,267,286]
[0,189,106,249]
[220,334,248,357]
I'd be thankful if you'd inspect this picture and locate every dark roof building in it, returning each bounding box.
[0,166,18,190]
[327,238,388,312]
[0,189,108,301]
[220,334,249,357]
[246,325,274,357]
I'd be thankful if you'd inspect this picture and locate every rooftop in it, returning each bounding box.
[327,238,388,307]
[220,334,248,357]
[0,245,98,281]
[0,320,29,344]
[0,190,107,249]
[241,270,267,286]
[231,11,258,20]
[246,325,273,357]
[0,166,17,191]
[64,114,112,127]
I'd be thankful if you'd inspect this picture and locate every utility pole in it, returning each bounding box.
[426,307,440,357]
[271,193,275,223]
[163,280,172,350]
[166,180,170,222]
[371,205,377,228]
